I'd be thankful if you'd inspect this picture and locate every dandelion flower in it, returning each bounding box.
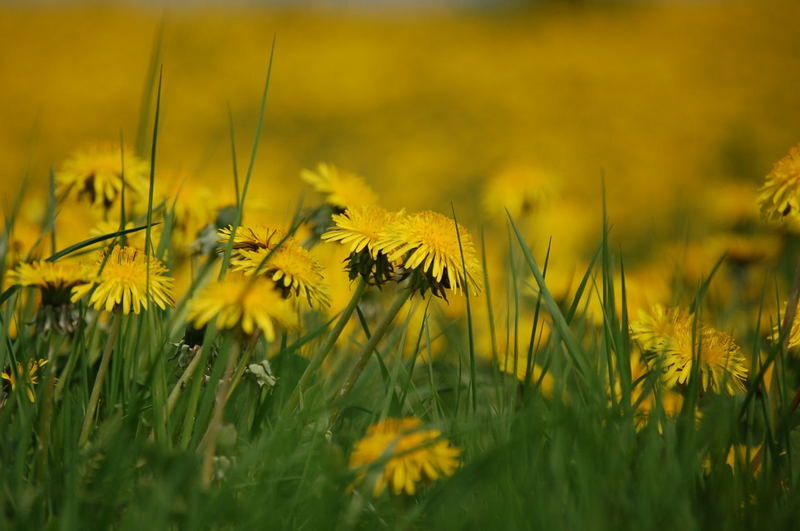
[187,273,298,340]
[301,163,378,210]
[12,260,90,302]
[758,143,800,223]
[322,205,403,284]
[377,210,481,297]
[56,143,148,209]
[2,359,48,402]
[226,228,330,308]
[323,205,400,257]
[217,225,284,257]
[630,304,692,353]
[151,175,218,250]
[71,246,174,315]
[632,305,748,394]
[349,417,460,496]
[768,300,800,351]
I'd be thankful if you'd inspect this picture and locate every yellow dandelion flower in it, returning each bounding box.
[71,246,174,315]
[11,260,89,294]
[151,174,218,250]
[230,244,331,308]
[217,225,284,256]
[322,205,402,257]
[56,143,148,209]
[377,210,481,296]
[301,162,378,210]
[187,273,298,340]
[90,219,162,251]
[768,301,800,351]
[758,143,800,223]
[2,359,48,402]
[630,304,692,353]
[632,305,748,394]
[349,417,461,496]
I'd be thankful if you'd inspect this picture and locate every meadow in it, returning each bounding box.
[2,1,800,529]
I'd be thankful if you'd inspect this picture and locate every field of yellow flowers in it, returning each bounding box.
[3,1,800,528]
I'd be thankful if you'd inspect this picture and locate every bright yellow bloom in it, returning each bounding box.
[90,220,162,251]
[322,205,402,257]
[2,359,48,402]
[217,225,284,257]
[758,143,800,223]
[151,174,218,250]
[187,273,298,340]
[225,227,330,308]
[56,143,148,209]
[11,260,90,293]
[301,162,378,210]
[349,417,460,496]
[630,304,691,353]
[71,246,174,315]
[632,305,748,394]
[377,210,482,296]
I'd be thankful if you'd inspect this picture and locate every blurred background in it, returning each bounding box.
[2,0,799,320]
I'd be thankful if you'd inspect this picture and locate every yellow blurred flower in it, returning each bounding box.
[483,165,559,220]
[758,143,800,223]
[301,162,378,210]
[631,305,748,394]
[217,224,284,257]
[56,143,148,209]
[187,273,298,340]
[2,359,48,402]
[349,417,460,496]
[377,210,481,297]
[71,246,174,315]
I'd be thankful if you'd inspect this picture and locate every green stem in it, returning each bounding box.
[285,277,367,413]
[79,314,121,446]
[166,346,203,416]
[199,342,240,488]
[334,286,412,407]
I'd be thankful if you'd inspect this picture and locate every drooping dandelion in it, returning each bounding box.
[56,143,148,210]
[71,246,174,315]
[349,417,460,496]
[631,305,748,394]
[758,143,800,223]
[187,273,298,341]
[11,260,92,332]
[322,205,403,284]
[377,210,482,298]
[301,162,378,211]
[1,359,48,403]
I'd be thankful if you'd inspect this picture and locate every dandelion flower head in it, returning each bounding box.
[71,246,174,315]
[56,143,148,209]
[349,417,460,496]
[758,143,800,223]
[301,163,378,210]
[187,273,298,340]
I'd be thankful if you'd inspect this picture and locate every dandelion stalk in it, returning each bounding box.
[199,341,240,488]
[285,276,368,413]
[79,314,121,446]
[166,346,203,416]
[334,286,412,408]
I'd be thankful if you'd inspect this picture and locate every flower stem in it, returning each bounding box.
[166,346,203,416]
[198,341,240,488]
[334,286,412,409]
[79,314,121,446]
[284,277,368,413]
